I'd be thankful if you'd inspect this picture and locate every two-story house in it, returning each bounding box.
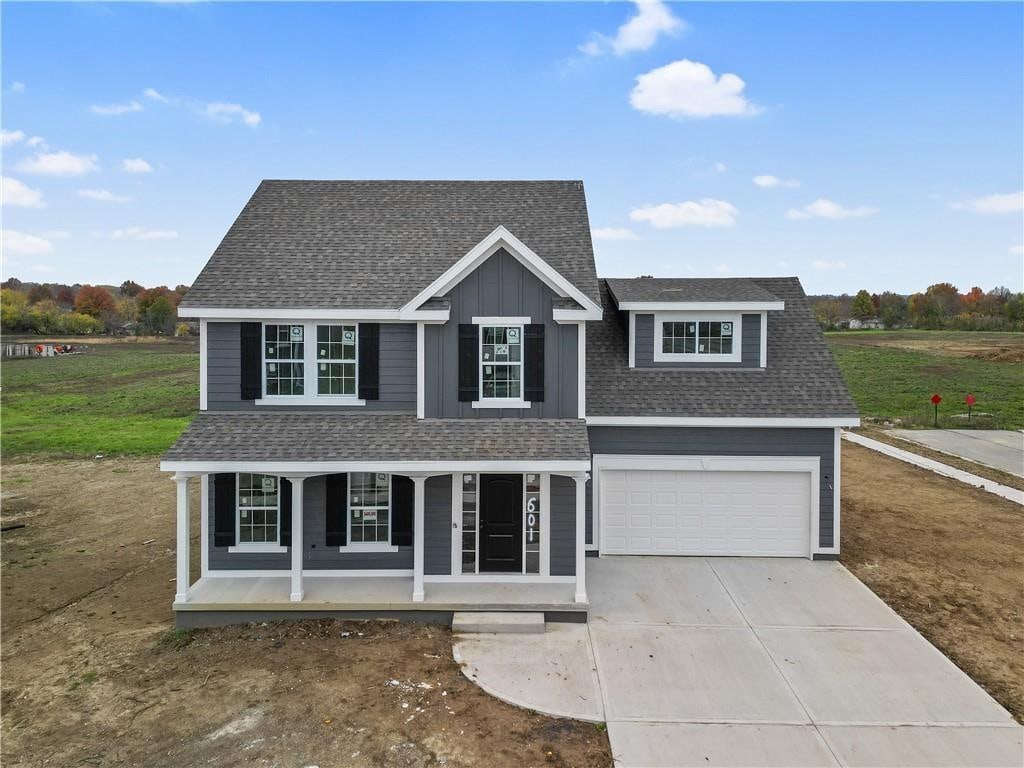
[160,180,858,627]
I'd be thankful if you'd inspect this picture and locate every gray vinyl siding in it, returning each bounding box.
[206,322,416,411]
[424,249,579,418]
[424,475,452,576]
[634,313,761,368]
[208,474,455,571]
[586,426,836,548]
[549,474,576,576]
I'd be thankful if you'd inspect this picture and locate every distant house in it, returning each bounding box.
[848,317,884,330]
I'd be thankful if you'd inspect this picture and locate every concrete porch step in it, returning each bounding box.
[452,611,546,634]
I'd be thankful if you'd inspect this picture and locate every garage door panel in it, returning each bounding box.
[602,468,810,557]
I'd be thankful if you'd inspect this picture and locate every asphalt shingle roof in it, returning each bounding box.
[164,413,591,463]
[180,180,601,310]
[587,277,858,418]
[605,277,781,304]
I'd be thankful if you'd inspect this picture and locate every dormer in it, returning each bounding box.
[605,278,785,370]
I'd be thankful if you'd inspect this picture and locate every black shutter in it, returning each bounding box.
[458,324,479,402]
[325,473,348,547]
[391,475,414,547]
[240,322,262,400]
[358,323,380,400]
[213,473,236,547]
[279,477,292,546]
[524,323,545,402]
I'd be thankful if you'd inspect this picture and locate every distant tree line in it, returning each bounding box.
[811,283,1024,332]
[1,278,191,336]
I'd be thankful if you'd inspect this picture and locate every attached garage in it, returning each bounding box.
[594,455,821,559]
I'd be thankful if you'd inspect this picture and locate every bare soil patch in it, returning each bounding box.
[1,459,611,767]
[840,442,1023,722]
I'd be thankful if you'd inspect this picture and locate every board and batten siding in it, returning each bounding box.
[634,313,761,368]
[206,322,416,411]
[549,474,577,576]
[424,249,579,418]
[586,426,836,549]
[208,473,454,571]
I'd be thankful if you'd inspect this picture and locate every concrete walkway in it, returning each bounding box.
[453,557,1022,767]
[843,431,1024,505]
[886,429,1024,477]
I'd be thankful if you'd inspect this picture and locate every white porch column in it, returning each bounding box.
[412,475,427,602]
[287,476,306,603]
[173,473,192,604]
[573,472,588,604]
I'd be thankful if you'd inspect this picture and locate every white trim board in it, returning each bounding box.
[586,416,861,428]
[615,300,784,312]
[178,307,450,322]
[591,453,821,558]
[161,460,592,474]
[202,569,414,578]
[199,318,208,410]
[401,225,603,319]
[653,311,743,364]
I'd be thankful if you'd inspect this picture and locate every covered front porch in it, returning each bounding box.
[161,412,592,621]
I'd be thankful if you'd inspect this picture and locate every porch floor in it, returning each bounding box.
[176,576,585,613]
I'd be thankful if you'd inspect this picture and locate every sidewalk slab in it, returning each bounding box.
[757,627,1016,725]
[707,558,905,629]
[819,724,1024,767]
[608,722,838,767]
[887,429,1023,477]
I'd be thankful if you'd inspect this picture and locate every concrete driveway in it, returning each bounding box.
[887,429,1024,477]
[454,557,1022,767]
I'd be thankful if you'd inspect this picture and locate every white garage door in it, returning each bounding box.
[601,469,811,557]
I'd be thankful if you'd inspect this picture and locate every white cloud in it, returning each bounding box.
[1,129,25,146]
[10,81,25,93]
[44,230,70,239]
[949,191,1023,214]
[630,199,739,228]
[785,198,878,220]
[714,264,730,273]
[753,174,800,189]
[16,150,99,176]
[580,0,683,57]
[3,229,54,255]
[111,227,178,241]
[811,259,848,271]
[203,102,261,126]
[78,189,132,203]
[2,176,45,208]
[592,227,640,241]
[26,135,46,148]
[1010,244,1023,256]
[122,157,153,174]
[713,162,727,174]
[144,87,172,104]
[91,100,144,116]
[578,40,603,57]
[631,59,759,119]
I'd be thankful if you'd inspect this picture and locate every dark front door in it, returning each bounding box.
[479,474,523,572]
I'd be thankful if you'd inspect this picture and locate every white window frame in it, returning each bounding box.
[653,311,743,364]
[342,472,398,553]
[229,472,287,553]
[257,321,366,406]
[472,316,530,409]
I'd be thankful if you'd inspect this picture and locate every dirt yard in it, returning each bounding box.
[0,459,611,767]
[840,441,1024,722]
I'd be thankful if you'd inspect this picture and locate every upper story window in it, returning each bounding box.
[654,313,742,363]
[317,324,357,396]
[481,324,522,400]
[260,321,361,403]
[265,324,305,395]
[237,473,279,544]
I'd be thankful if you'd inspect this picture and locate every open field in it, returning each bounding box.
[0,458,612,767]
[826,330,1024,430]
[1,337,198,458]
[841,441,1023,722]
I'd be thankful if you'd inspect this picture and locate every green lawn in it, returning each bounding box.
[2,339,199,459]
[825,331,1024,430]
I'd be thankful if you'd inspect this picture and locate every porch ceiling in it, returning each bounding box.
[163,412,591,464]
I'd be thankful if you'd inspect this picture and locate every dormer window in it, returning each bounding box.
[654,312,742,363]
[480,324,523,400]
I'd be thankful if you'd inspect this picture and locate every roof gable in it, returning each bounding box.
[180,180,601,311]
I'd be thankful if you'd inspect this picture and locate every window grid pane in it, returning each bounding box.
[461,474,477,573]
[662,320,734,356]
[265,325,304,395]
[317,325,357,395]
[349,472,390,543]
[481,326,522,399]
[238,473,278,544]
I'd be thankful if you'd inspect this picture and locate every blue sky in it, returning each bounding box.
[2,1,1022,295]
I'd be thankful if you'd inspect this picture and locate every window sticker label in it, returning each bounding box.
[722,322,732,336]
[507,328,520,341]
[291,326,303,340]
[362,509,377,522]
[343,329,355,342]
[262,477,275,491]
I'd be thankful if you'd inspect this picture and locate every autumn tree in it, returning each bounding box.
[878,292,908,328]
[120,280,143,298]
[54,286,76,308]
[924,282,960,318]
[850,289,875,320]
[814,299,842,330]
[74,285,116,318]
[27,284,53,304]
